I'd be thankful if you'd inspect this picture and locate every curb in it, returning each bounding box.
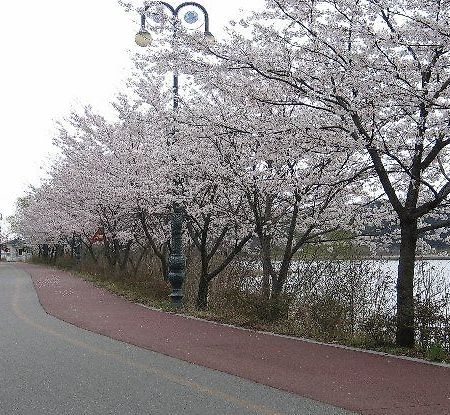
[137,303,450,369]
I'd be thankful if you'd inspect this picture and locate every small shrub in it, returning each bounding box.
[427,343,447,362]
[307,293,347,341]
[252,295,293,323]
[362,313,396,346]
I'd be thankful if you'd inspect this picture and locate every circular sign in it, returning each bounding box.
[184,10,199,24]
[150,12,164,23]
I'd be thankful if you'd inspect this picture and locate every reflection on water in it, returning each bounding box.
[379,259,450,279]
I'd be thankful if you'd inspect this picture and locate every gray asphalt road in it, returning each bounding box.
[0,263,356,415]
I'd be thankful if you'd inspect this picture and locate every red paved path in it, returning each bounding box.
[17,263,450,415]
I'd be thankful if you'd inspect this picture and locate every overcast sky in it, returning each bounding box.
[0,0,264,233]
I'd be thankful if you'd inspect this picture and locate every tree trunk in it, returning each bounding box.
[158,244,169,281]
[42,244,49,259]
[70,236,75,258]
[85,242,98,264]
[119,241,132,271]
[271,262,289,299]
[396,218,418,347]
[196,275,209,310]
[259,234,274,299]
[196,244,210,310]
[261,273,271,299]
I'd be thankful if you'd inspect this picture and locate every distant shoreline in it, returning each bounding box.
[362,255,450,261]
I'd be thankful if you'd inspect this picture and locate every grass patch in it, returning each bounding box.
[76,270,174,312]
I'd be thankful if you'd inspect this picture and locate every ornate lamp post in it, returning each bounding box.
[135,1,214,306]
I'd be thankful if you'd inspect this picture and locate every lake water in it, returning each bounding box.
[243,258,450,310]
[379,258,450,277]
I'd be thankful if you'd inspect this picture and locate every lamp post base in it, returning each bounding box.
[169,289,183,307]
[167,205,186,306]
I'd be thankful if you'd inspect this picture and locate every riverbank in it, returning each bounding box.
[362,255,450,260]
[26,258,450,365]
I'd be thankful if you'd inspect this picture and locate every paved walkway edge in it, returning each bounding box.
[137,303,450,369]
[18,263,450,415]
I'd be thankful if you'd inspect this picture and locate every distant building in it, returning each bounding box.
[0,238,31,262]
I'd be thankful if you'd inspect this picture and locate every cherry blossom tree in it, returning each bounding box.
[171,129,254,309]
[18,0,450,340]
[129,20,371,309]
[57,98,174,274]
[182,68,369,304]
[205,0,450,346]
[15,96,169,273]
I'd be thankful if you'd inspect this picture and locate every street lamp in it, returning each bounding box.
[135,1,214,306]
[135,28,153,47]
